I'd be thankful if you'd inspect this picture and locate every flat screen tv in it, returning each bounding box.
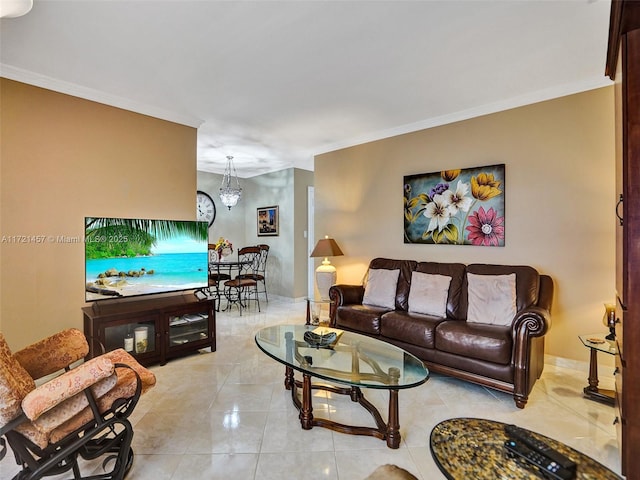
[85,217,209,302]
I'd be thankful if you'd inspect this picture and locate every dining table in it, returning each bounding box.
[208,259,251,311]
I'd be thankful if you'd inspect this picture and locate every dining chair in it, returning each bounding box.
[255,244,270,302]
[223,246,261,315]
[207,244,231,311]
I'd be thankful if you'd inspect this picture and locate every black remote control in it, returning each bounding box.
[504,439,575,480]
[505,424,577,471]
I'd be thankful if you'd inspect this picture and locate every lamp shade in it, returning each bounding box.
[310,238,344,258]
[310,237,343,301]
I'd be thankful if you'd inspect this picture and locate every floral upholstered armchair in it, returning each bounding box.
[0,328,156,480]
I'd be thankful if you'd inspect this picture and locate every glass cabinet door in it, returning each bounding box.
[168,312,209,347]
[104,319,157,356]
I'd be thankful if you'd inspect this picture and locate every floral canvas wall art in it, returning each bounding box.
[404,164,505,246]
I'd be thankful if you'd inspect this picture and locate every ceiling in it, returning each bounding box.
[0,0,612,178]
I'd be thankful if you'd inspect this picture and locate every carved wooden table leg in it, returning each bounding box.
[387,389,400,448]
[583,346,615,405]
[587,347,599,391]
[284,365,294,391]
[300,373,314,429]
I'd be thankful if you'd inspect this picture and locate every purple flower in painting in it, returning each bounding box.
[429,182,449,201]
[465,207,505,246]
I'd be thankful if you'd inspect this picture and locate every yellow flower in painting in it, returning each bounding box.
[441,170,460,181]
[470,173,502,200]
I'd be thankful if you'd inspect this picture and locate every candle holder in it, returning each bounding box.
[603,303,616,341]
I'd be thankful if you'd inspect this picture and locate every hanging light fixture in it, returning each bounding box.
[219,155,242,210]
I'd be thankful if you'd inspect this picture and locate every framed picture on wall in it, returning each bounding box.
[257,206,279,236]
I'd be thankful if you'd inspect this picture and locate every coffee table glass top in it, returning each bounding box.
[255,324,428,389]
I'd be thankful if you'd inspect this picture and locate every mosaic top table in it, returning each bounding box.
[430,418,622,479]
[255,324,429,448]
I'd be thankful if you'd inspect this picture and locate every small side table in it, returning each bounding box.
[578,333,617,406]
[305,298,333,326]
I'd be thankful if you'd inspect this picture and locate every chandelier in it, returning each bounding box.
[219,155,242,210]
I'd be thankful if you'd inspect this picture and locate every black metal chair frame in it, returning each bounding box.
[254,244,269,302]
[224,247,261,316]
[0,363,142,480]
[206,245,230,311]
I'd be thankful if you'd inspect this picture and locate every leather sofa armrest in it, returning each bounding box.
[512,306,551,339]
[329,284,365,326]
[536,275,554,312]
[330,284,365,306]
[511,304,552,408]
[512,274,553,343]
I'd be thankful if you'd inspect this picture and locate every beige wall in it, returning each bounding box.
[314,87,616,363]
[0,79,197,349]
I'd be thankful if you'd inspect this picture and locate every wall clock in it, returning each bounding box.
[196,190,216,227]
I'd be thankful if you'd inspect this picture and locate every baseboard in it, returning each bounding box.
[545,353,615,381]
[544,354,588,373]
[262,294,307,303]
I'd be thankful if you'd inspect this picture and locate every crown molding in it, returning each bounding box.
[316,76,614,156]
[0,64,203,128]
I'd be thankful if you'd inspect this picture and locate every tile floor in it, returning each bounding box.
[0,299,622,479]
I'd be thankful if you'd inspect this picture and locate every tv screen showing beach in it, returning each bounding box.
[85,217,209,301]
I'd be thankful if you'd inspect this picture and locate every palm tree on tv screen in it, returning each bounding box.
[85,218,207,259]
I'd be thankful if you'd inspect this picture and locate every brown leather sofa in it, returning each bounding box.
[329,258,553,408]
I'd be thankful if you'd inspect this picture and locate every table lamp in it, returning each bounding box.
[310,236,344,300]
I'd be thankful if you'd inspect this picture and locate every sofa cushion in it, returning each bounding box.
[435,321,512,365]
[414,262,466,319]
[408,272,451,317]
[465,264,540,312]
[380,310,444,349]
[369,258,417,311]
[363,268,400,309]
[466,273,517,326]
[335,305,389,335]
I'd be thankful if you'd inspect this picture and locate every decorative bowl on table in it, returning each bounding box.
[304,330,337,348]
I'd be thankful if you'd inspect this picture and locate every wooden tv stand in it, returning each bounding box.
[82,292,215,366]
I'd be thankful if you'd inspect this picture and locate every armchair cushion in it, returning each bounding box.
[13,328,89,380]
[21,356,114,421]
[363,268,400,309]
[0,333,35,425]
[48,349,156,445]
[30,375,117,435]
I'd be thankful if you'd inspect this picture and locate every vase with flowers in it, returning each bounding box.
[214,237,233,261]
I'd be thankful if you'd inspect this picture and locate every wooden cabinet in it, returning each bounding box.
[83,293,216,366]
[606,1,640,478]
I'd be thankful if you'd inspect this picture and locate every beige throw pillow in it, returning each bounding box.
[408,272,451,317]
[467,273,517,326]
[362,268,400,309]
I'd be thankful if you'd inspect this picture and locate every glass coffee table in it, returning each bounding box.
[255,324,429,448]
